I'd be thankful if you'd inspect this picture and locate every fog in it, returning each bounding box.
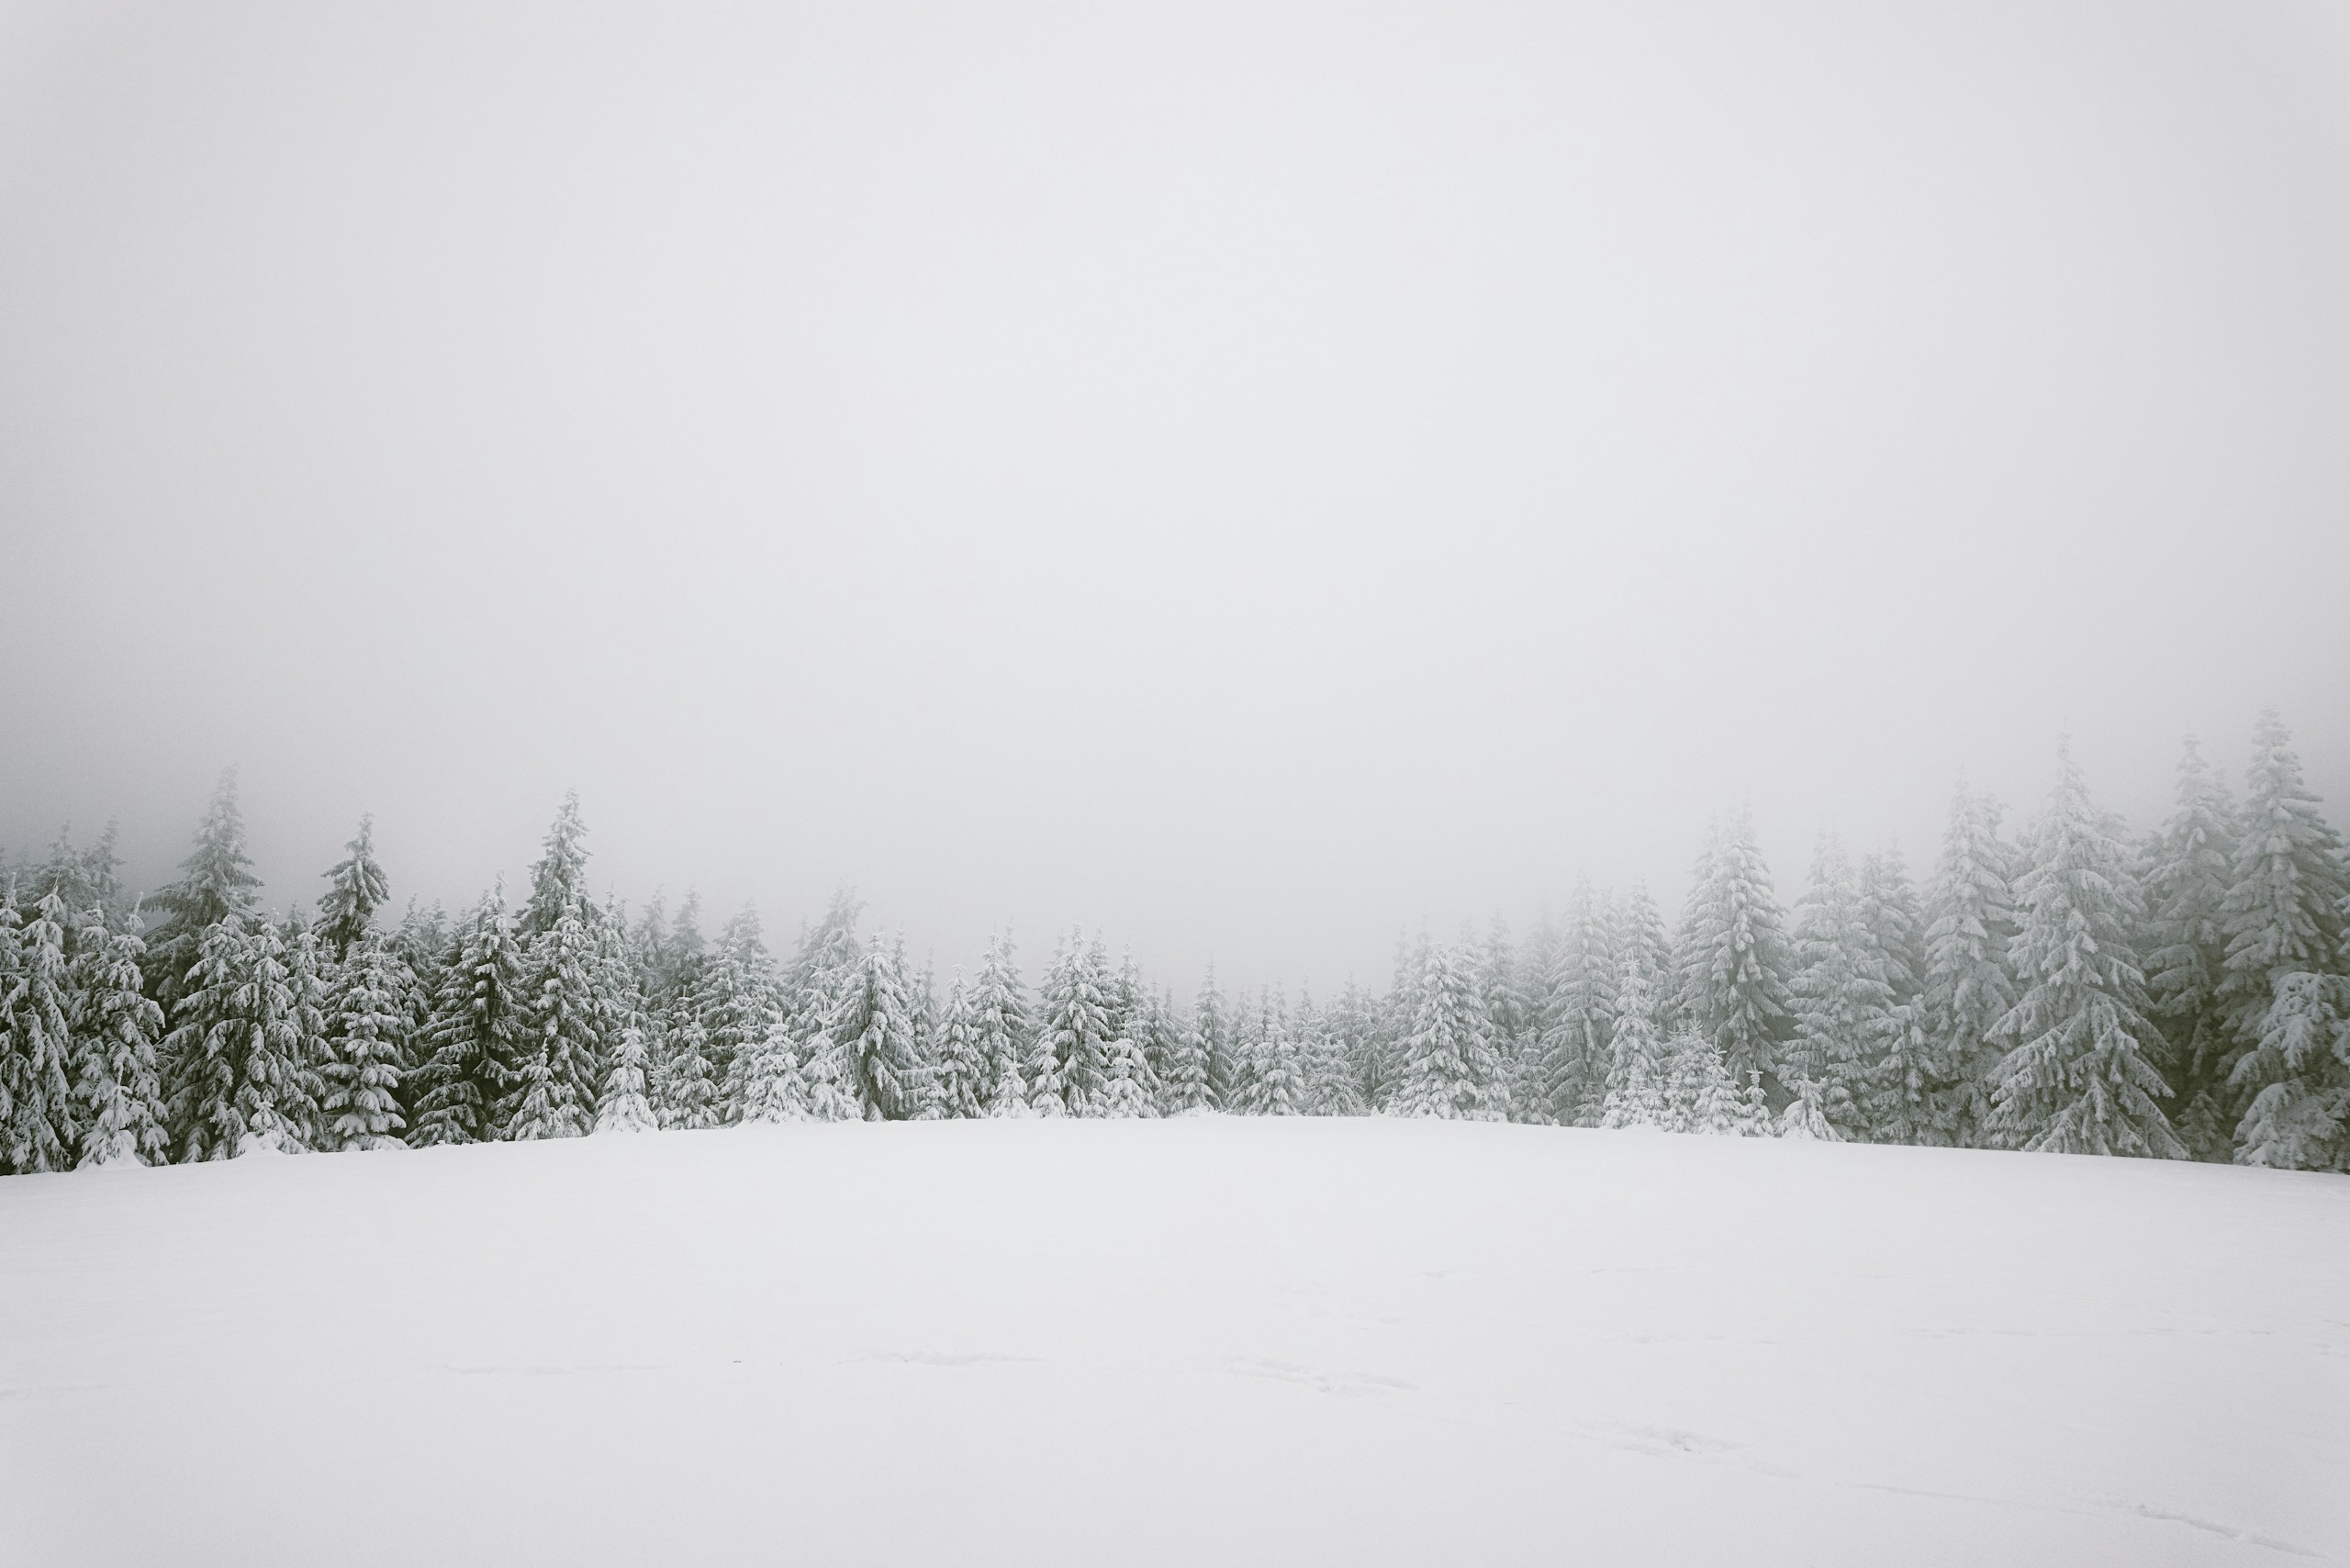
[4,1,2346,994]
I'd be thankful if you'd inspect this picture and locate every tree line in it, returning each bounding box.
[1,709,2344,1175]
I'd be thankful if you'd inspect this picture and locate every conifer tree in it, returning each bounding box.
[597,1022,660,1133]
[699,907,781,1116]
[319,930,409,1149]
[504,904,604,1140]
[1674,809,1796,1093]
[1393,940,1505,1120]
[928,974,989,1119]
[1788,834,1891,1140]
[1315,983,1376,1115]
[833,933,927,1120]
[1035,932,1113,1115]
[1857,846,1925,1012]
[522,790,590,937]
[164,912,320,1159]
[1537,879,1616,1126]
[67,902,168,1168]
[1921,779,2019,1146]
[144,769,263,1015]
[655,1000,722,1129]
[969,933,1035,1116]
[409,889,528,1147]
[1196,961,1239,1110]
[1158,969,1215,1114]
[1242,991,1303,1115]
[2141,737,2242,1158]
[2218,711,2350,1169]
[1664,1028,1739,1134]
[1612,885,1671,1024]
[1985,743,2184,1159]
[3,892,77,1172]
[317,814,390,962]
[279,912,334,1148]
[1598,970,1672,1130]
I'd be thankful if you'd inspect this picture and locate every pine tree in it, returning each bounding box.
[969,933,1035,1117]
[408,888,529,1147]
[319,930,409,1149]
[1392,940,1505,1120]
[596,1022,660,1134]
[503,904,604,1140]
[164,913,320,1159]
[1034,932,1114,1115]
[1985,742,2184,1159]
[279,912,334,1148]
[700,907,781,1117]
[521,790,590,937]
[2140,737,2241,1158]
[1315,983,1376,1116]
[2218,711,2350,1170]
[3,892,78,1172]
[1161,965,1220,1114]
[317,814,390,962]
[1674,809,1797,1093]
[144,769,263,1015]
[1664,1028,1739,1134]
[1536,879,1616,1126]
[830,933,927,1120]
[1242,991,1303,1115]
[1787,834,1891,1141]
[928,974,989,1119]
[1598,970,1673,1130]
[66,902,168,1168]
[655,1000,722,1129]
[1921,779,2020,1147]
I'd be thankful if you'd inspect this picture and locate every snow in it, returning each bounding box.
[1,1118,2343,1565]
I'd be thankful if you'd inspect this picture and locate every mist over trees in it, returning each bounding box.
[4,713,2347,1176]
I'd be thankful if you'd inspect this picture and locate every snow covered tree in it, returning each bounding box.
[316,814,390,962]
[1612,885,1671,1031]
[1033,933,1115,1115]
[278,912,334,1148]
[521,790,590,938]
[1673,810,1796,1093]
[596,1022,660,1134]
[832,933,928,1120]
[1598,970,1672,1130]
[699,906,781,1115]
[408,888,529,1147]
[143,769,263,1015]
[3,892,78,1172]
[1313,983,1376,1116]
[66,902,167,1168]
[1920,779,2019,1147]
[1787,834,1892,1141]
[2218,711,2350,1170]
[1663,1028,1739,1135]
[1857,846,1924,1013]
[164,912,321,1160]
[1984,743,2183,1159]
[1159,965,1220,1114]
[1240,991,1302,1115]
[1392,939,1505,1120]
[928,974,989,1119]
[319,930,410,1149]
[1536,879,1615,1126]
[968,933,1035,1117]
[503,903,604,1141]
[2140,737,2242,1159]
[655,1001,722,1129]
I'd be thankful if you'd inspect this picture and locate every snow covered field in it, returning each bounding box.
[3,1118,2344,1566]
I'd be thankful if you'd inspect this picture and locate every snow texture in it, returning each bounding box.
[0,1117,2341,1566]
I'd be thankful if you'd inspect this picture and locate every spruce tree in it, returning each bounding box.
[1598,970,1672,1130]
[66,902,167,1168]
[596,1022,660,1134]
[969,933,1035,1116]
[144,769,263,1015]
[929,974,989,1119]
[319,930,409,1149]
[164,913,319,1159]
[655,1000,722,1129]
[1241,991,1302,1115]
[2141,737,2242,1158]
[279,912,334,1149]
[1158,970,1215,1114]
[1921,779,2019,1147]
[3,892,77,1172]
[833,933,927,1120]
[317,814,390,961]
[2218,711,2350,1169]
[522,790,590,937]
[1392,940,1505,1120]
[504,904,604,1140]
[1985,743,2184,1159]
[1315,983,1375,1116]
[408,889,529,1147]
[699,907,781,1118]
[1787,834,1891,1141]
[1537,879,1616,1127]
[1673,809,1796,1093]
[1034,932,1113,1115]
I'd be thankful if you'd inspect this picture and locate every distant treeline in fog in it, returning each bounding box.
[3,711,2345,1176]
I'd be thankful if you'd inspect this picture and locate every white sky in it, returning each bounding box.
[4,1,2347,994]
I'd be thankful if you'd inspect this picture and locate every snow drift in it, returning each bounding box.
[1,1117,2343,1565]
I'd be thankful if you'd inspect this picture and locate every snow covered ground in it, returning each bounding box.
[3,1118,2344,1566]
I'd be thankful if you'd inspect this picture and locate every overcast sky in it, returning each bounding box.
[3,1,2346,994]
